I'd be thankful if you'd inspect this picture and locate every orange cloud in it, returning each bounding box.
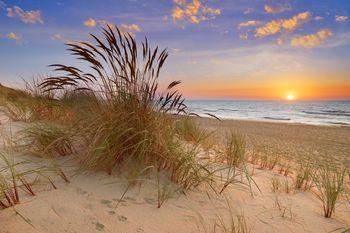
[7,6,43,24]
[84,18,97,27]
[238,20,261,29]
[291,29,333,48]
[171,0,220,24]
[255,12,311,37]
[7,32,21,41]
[264,4,291,14]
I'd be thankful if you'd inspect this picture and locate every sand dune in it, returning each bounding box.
[1,116,350,233]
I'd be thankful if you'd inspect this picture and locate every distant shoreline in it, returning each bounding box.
[192,115,350,128]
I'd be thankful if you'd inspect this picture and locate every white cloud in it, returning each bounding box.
[243,8,254,15]
[7,6,43,24]
[335,15,348,22]
[50,33,65,42]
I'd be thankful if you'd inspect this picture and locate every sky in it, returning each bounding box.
[0,0,349,100]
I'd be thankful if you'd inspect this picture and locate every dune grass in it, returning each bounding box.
[311,164,345,218]
[20,122,75,157]
[0,151,68,209]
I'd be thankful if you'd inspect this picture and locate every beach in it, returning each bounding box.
[1,115,350,233]
[196,117,350,168]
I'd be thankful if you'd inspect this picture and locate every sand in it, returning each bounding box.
[196,117,350,168]
[1,116,350,233]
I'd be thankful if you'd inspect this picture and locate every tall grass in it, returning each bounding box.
[20,122,75,157]
[37,25,222,192]
[311,164,345,218]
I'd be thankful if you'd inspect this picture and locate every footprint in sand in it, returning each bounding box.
[117,215,128,222]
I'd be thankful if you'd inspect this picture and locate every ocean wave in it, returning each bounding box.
[302,111,350,117]
[327,122,350,127]
[263,117,291,121]
[217,108,238,112]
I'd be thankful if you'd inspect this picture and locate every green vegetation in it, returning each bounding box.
[311,164,345,218]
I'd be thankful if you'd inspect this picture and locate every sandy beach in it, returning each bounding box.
[196,118,350,169]
[1,115,350,233]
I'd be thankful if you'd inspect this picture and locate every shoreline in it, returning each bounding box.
[194,115,350,128]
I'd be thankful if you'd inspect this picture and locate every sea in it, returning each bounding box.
[186,100,350,126]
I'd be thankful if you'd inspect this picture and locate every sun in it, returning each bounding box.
[286,94,295,101]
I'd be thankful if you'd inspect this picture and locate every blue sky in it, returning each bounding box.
[0,0,349,99]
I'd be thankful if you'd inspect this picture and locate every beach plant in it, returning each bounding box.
[0,151,68,209]
[38,24,222,192]
[294,161,314,191]
[222,132,246,168]
[174,116,211,144]
[20,122,75,157]
[271,175,281,193]
[194,195,250,233]
[218,133,258,195]
[311,164,345,218]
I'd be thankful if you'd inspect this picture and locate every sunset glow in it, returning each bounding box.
[286,94,296,101]
[0,0,349,100]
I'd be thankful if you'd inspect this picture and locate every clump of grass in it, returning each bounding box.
[0,152,68,209]
[271,175,281,192]
[311,164,345,218]
[222,132,246,168]
[174,116,208,143]
[271,175,293,194]
[294,161,314,191]
[20,122,75,157]
[38,25,220,192]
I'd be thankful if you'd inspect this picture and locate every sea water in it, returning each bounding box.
[186,100,350,126]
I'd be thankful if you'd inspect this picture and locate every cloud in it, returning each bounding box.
[291,29,332,48]
[98,20,141,36]
[264,4,291,14]
[171,0,220,24]
[335,15,348,22]
[120,23,141,32]
[243,8,254,15]
[7,32,21,42]
[314,16,323,21]
[239,32,248,40]
[255,11,311,38]
[238,20,261,29]
[84,18,97,27]
[7,6,43,24]
[50,33,66,42]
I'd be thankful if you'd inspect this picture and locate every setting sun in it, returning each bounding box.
[286,94,296,101]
